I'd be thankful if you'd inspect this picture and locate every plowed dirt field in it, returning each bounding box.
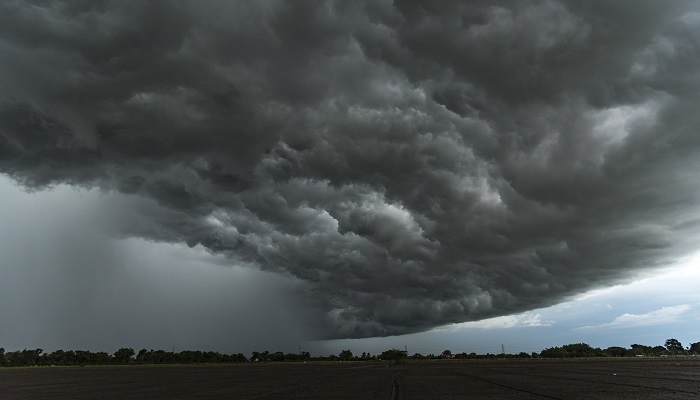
[1,358,698,399]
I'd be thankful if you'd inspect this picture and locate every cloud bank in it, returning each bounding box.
[1,1,700,338]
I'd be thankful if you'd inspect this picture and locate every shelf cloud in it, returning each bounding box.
[1,1,700,339]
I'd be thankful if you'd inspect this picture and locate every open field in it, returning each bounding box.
[1,358,699,399]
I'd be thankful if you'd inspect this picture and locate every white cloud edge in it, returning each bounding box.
[434,312,555,332]
[574,304,693,331]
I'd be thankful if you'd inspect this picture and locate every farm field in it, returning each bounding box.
[1,358,699,399]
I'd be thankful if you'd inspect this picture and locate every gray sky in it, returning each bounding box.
[1,1,700,353]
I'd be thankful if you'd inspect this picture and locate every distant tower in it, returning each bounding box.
[501,344,505,355]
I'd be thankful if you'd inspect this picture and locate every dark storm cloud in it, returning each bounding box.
[2,0,700,338]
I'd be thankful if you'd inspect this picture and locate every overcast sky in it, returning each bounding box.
[1,1,700,355]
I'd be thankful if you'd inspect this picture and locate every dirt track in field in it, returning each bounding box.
[1,358,698,399]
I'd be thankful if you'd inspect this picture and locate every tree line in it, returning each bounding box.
[0,348,248,367]
[539,339,700,359]
[1,339,698,367]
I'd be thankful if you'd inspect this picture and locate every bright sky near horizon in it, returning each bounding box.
[1,1,700,356]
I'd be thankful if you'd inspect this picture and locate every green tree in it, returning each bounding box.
[605,346,628,357]
[251,351,271,362]
[113,348,135,364]
[269,351,285,362]
[441,350,452,359]
[93,351,111,365]
[0,347,6,367]
[664,338,683,353]
[562,343,603,357]
[541,343,603,358]
[689,342,700,354]
[339,349,353,361]
[136,349,149,363]
[380,349,407,364]
[6,349,43,366]
[630,344,653,356]
[540,346,567,358]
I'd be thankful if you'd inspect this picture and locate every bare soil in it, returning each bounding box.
[1,358,698,399]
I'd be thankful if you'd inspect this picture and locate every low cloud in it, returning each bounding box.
[445,313,555,330]
[576,304,692,331]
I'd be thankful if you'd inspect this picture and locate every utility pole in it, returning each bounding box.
[501,344,505,355]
